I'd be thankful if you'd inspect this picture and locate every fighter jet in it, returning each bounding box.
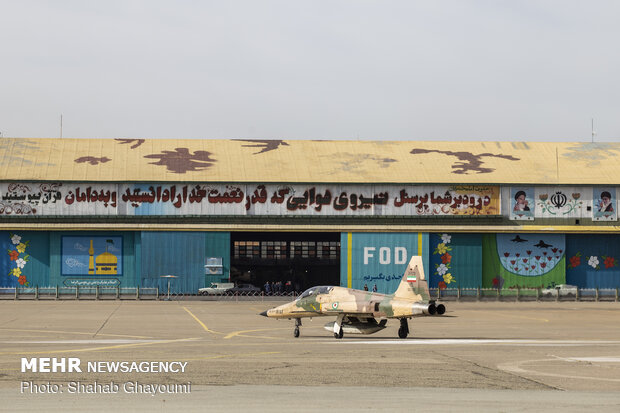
[534,240,552,248]
[259,256,446,339]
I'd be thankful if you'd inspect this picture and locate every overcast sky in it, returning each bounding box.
[1,1,619,141]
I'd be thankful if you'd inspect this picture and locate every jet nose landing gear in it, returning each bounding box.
[398,318,409,339]
[294,318,302,338]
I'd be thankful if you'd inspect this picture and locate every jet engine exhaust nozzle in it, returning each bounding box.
[436,304,446,315]
[428,303,436,315]
[411,302,437,316]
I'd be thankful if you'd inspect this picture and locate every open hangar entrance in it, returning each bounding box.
[230,232,341,293]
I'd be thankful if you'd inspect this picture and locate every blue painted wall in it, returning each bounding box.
[140,231,230,293]
[429,233,482,288]
[340,232,429,294]
[566,234,620,288]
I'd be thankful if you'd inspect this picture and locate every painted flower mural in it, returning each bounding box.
[436,263,448,276]
[433,234,455,288]
[603,256,617,269]
[536,190,584,216]
[441,253,451,264]
[496,234,565,276]
[7,233,30,286]
[567,251,617,271]
[568,252,581,269]
[587,256,600,269]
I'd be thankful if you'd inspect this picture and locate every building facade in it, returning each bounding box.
[1,138,619,293]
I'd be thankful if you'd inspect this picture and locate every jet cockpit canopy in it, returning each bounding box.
[296,286,334,300]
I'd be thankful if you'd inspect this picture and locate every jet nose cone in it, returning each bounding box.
[259,310,268,317]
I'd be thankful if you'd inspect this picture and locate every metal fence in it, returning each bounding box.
[0,286,159,300]
[0,286,618,302]
[428,287,620,302]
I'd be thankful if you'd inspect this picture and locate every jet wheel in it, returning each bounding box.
[334,327,343,339]
[398,327,408,339]
[294,327,300,338]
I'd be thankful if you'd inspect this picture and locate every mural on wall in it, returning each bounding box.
[482,234,566,289]
[510,187,534,220]
[432,234,455,289]
[409,149,520,174]
[341,233,427,294]
[566,235,620,289]
[233,139,290,154]
[6,233,30,286]
[429,233,482,289]
[592,189,617,221]
[114,138,145,149]
[61,236,123,276]
[535,187,586,218]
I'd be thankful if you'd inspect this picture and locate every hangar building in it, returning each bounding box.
[1,138,619,294]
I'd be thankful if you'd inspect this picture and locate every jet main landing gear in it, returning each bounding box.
[398,318,409,339]
[294,318,302,338]
[333,314,345,339]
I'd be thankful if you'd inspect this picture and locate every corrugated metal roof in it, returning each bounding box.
[1,138,619,184]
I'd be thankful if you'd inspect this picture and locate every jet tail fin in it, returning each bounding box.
[393,256,431,301]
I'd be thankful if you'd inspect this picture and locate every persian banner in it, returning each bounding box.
[0,183,500,217]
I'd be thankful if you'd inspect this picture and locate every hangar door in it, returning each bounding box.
[231,232,340,293]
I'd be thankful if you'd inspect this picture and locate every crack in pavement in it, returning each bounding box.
[93,303,122,338]
[433,351,562,391]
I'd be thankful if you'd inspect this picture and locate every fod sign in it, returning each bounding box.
[363,247,408,265]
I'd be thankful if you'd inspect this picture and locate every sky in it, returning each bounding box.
[1,1,619,141]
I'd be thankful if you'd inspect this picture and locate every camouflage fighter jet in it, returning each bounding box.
[259,256,446,339]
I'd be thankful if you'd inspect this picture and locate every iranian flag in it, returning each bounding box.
[407,274,416,282]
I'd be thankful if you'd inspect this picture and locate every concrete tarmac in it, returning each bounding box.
[1,300,619,411]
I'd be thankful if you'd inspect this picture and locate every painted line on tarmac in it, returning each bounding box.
[563,356,620,363]
[0,337,199,355]
[224,327,291,340]
[490,312,550,323]
[0,339,164,344]
[324,339,620,346]
[182,306,225,335]
[498,358,620,382]
[0,327,153,339]
[173,351,282,361]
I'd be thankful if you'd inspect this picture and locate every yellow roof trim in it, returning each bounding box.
[2,222,619,233]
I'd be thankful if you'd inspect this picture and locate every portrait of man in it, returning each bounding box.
[513,190,530,212]
[593,189,617,221]
[510,187,534,220]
